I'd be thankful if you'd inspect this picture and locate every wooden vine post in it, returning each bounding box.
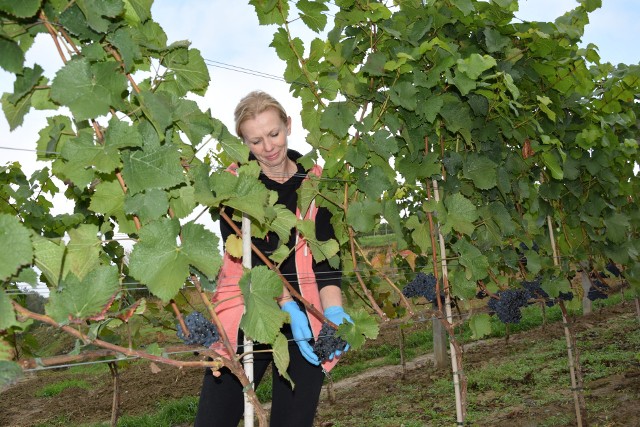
[547,216,587,426]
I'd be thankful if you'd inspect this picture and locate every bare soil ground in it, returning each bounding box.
[1,303,638,427]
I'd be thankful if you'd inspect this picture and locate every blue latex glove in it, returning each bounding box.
[323,306,354,360]
[281,301,320,365]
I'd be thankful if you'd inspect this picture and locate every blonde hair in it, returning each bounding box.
[234,91,288,139]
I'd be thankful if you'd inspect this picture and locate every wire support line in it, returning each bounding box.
[0,145,60,155]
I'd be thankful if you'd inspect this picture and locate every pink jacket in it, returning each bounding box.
[211,164,340,372]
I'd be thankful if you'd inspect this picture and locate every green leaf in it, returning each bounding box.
[441,193,478,236]
[269,205,297,244]
[46,266,119,323]
[168,185,196,219]
[32,235,64,287]
[65,224,101,281]
[361,52,387,76]
[346,199,381,233]
[463,154,497,190]
[540,276,570,299]
[271,332,292,384]
[468,313,492,339]
[356,165,392,199]
[161,48,210,96]
[210,168,272,223]
[124,188,169,222]
[123,0,152,24]
[389,81,418,110]
[89,179,136,234]
[541,151,564,180]
[239,266,287,344]
[136,90,174,134]
[453,238,488,281]
[297,0,328,33]
[604,213,629,244]
[50,58,128,120]
[0,0,42,18]
[121,143,185,195]
[128,219,221,302]
[320,102,357,138]
[1,92,31,131]
[0,214,33,281]
[337,308,378,350]
[457,54,496,79]
[297,219,340,263]
[75,0,124,33]
[8,65,43,104]
[0,291,18,330]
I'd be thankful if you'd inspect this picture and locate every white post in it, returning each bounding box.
[242,214,254,427]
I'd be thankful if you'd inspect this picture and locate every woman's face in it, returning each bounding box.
[239,108,291,170]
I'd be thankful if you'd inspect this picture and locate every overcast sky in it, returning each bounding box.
[0,0,638,181]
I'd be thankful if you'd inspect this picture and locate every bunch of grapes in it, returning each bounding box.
[558,291,574,301]
[521,277,552,306]
[402,272,439,303]
[605,262,623,278]
[313,323,348,362]
[176,311,220,347]
[587,278,609,301]
[487,289,530,324]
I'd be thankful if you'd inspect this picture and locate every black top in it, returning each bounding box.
[220,149,342,295]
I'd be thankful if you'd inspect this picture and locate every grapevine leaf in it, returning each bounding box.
[174,99,214,146]
[75,0,124,33]
[269,205,297,243]
[0,291,18,329]
[297,0,328,33]
[457,54,496,79]
[210,169,271,223]
[89,179,136,234]
[122,0,152,24]
[320,101,357,138]
[46,266,120,324]
[128,219,221,302]
[0,214,33,281]
[225,235,243,259]
[405,215,432,254]
[124,188,169,223]
[32,235,64,288]
[107,27,142,73]
[540,276,571,298]
[168,184,196,219]
[50,58,127,120]
[0,0,41,18]
[271,332,292,384]
[136,90,174,134]
[250,0,289,25]
[161,48,210,96]
[389,81,418,110]
[603,213,629,244]
[355,165,392,199]
[441,193,478,236]
[453,239,489,281]
[541,151,564,180]
[239,266,287,344]
[468,313,492,339]
[337,308,379,350]
[0,38,24,73]
[121,143,185,194]
[8,65,43,104]
[297,219,340,263]
[65,224,101,281]
[463,154,497,190]
[1,92,31,131]
[346,199,381,233]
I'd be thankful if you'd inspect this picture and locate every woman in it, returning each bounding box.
[194,91,352,427]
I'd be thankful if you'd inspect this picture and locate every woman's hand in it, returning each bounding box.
[323,306,353,360]
[281,301,321,365]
